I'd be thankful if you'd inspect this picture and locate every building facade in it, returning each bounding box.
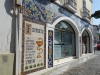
[93,25,100,43]
[18,0,94,75]
[0,0,94,75]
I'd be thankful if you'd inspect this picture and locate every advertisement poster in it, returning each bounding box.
[22,20,46,74]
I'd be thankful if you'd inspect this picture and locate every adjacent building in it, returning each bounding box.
[0,0,94,75]
[93,25,100,43]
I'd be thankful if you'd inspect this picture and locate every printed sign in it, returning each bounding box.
[22,20,46,74]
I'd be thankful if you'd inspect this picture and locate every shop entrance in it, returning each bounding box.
[54,21,75,59]
[82,30,90,54]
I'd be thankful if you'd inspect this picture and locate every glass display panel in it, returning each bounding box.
[54,30,61,44]
[54,21,75,60]
[61,45,73,57]
[54,45,62,59]
[62,32,72,45]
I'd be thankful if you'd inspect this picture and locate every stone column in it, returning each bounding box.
[76,34,80,58]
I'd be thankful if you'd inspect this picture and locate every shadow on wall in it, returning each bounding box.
[4,0,16,53]
[4,0,16,75]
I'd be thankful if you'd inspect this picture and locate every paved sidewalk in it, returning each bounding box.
[60,51,100,75]
[42,53,98,75]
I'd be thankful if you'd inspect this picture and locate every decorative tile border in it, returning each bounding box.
[48,30,53,68]
[45,3,92,32]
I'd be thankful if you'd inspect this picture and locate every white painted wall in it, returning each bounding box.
[0,0,16,53]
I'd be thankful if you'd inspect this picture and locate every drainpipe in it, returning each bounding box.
[14,0,22,75]
[12,0,19,75]
[16,9,19,75]
[16,8,22,75]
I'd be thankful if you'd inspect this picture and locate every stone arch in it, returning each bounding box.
[81,28,94,53]
[51,16,80,58]
[52,16,79,35]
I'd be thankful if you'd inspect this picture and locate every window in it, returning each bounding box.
[54,21,75,60]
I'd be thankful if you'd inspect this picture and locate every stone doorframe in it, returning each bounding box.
[80,28,94,56]
[46,16,80,66]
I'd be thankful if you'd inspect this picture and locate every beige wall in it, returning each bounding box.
[56,0,92,23]
[76,0,83,17]
[0,53,14,75]
[86,0,92,17]
[76,0,92,22]
[77,0,92,16]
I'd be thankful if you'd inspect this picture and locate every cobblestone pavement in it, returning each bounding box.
[60,51,100,75]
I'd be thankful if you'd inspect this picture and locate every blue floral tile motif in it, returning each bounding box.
[48,30,53,68]
[45,3,92,32]
[22,0,47,23]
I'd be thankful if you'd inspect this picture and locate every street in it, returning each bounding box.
[60,51,100,75]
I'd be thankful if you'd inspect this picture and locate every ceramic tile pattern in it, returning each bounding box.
[21,19,46,74]
[45,3,93,32]
[48,30,53,68]
[22,0,93,32]
[22,0,47,23]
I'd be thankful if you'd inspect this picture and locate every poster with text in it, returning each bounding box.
[22,20,46,74]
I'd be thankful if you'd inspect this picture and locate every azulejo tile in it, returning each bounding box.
[48,30,53,68]
[22,0,47,23]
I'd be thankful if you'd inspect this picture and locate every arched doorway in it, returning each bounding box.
[54,21,75,59]
[82,30,90,54]
[49,17,80,65]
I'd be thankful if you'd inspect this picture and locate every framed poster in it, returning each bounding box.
[21,18,46,74]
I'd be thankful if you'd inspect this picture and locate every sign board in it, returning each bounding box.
[21,19,46,74]
[20,0,47,75]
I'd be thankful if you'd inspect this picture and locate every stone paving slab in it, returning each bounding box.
[60,52,100,75]
[42,53,97,75]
